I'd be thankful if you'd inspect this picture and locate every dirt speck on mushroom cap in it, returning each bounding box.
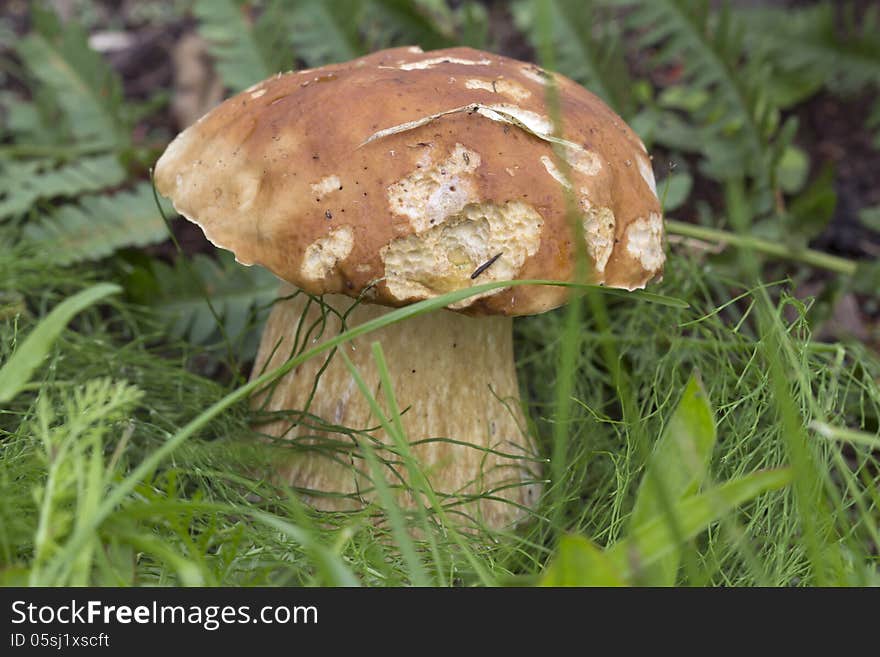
[154,46,665,316]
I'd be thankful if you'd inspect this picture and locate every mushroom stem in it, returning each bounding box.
[250,286,542,530]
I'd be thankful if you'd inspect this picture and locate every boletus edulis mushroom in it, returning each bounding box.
[154,46,665,530]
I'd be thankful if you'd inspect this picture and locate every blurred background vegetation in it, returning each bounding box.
[0,0,878,586]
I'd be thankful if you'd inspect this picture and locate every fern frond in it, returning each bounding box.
[0,155,126,221]
[16,7,127,149]
[614,0,779,183]
[512,0,636,118]
[150,252,278,345]
[253,0,298,74]
[28,377,144,585]
[361,0,455,51]
[194,0,286,91]
[740,4,880,95]
[22,183,173,264]
[456,1,490,50]
[0,93,65,147]
[287,0,366,66]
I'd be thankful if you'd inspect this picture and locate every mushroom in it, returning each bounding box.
[154,46,665,530]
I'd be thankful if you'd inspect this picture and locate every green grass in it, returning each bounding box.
[1,0,879,587]
[1,241,877,586]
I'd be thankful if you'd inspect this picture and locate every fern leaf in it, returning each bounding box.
[22,183,174,264]
[614,0,778,183]
[0,155,126,220]
[194,0,282,91]
[512,0,636,118]
[16,7,126,149]
[254,0,298,74]
[361,0,455,51]
[0,93,66,146]
[740,4,880,95]
[150,252,278,345]
[457,1,490,50]
[739,1,880,148]
[287,0,366,66]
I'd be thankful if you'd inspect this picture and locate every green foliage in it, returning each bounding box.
[740,3,880,144]
[0,284,121,404]
[628,374,717,584]
[195,0,457,89]
[541,469,792,585]
[22,183,175,265]
[513,0,636,117]
[286,0,367,66]
[616,0,782,187]
[16,7,128,150]
[0,155,126,221]
[194,0,291,91]
[1,0,879,588]
[740,4,880,97]
[539,535,625,586]
[27,378,144,585]
[360,0,456,51]
[145,251,278,345]
[782,165,837,244]
[2,6,183,265]
[776,146,809,195]
[539,374,792,586]
[859,206,880,233]
[659,171,693,212]
[456,1,489,49]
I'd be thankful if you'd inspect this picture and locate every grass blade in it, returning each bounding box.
[0,283,121,404]
[610,468,793,580]
[248,511,360,587]
[628,372,717,585]
[339,348,432,586]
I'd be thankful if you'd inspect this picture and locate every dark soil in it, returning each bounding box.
[799,90,880,259]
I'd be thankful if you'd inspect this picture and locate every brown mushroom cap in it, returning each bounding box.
[154,46,664,316]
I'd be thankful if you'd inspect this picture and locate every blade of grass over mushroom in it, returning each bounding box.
[342,344,496,586]
[338,348,432,587]
[368,342,449,584]
[628,372,718,585]
[533,0,605,527]
[364,343,526,578]
[0,283,120,404]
